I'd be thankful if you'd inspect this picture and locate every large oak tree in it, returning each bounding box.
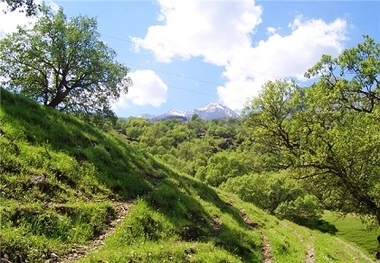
[244,36,380,225]
[0,6,132,114]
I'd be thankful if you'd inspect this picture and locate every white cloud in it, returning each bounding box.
[218,16,348,111]
[132,1,348,113]
[131,0,263,65]
[112,70,168,111]
[0,2,37,37]
[0,0,60,38]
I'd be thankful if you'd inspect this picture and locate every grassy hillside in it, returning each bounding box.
[0,89,376,262]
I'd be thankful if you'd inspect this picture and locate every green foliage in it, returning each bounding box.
[117,116,249,182]
[222,173,302,212]
[0,6,131,114]
[1,0,39,16]
[222,173,323,226]
[1,89,375,262]
[244,37,380,225]
[274,195,323,227]
[201,151,248,186]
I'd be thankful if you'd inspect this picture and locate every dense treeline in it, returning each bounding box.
[115,116,324,226]
[116,36,380,227]
[1,3,378,227]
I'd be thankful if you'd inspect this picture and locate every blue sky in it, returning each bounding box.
[0,1,379,117]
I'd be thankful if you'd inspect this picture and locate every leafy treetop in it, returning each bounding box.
[0,6,132,114]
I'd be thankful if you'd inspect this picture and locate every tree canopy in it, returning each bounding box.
[0,6,132,114]
[244,36,380,225]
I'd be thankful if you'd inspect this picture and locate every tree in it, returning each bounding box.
[0,6,132,114]
[305,35,380,114]
[244,37,380,225]
[1,0,38,16]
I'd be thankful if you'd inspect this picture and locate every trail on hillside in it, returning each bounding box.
[261,236,273,263]
[281,221,315,263]
[59,201,133,263]
[334,237,376,263]
[239,209,272,262]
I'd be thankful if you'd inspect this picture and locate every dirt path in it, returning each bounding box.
[335,237,376,263]
[238,209,272,262]
[261,235,273,263]
[59,201,133,262]
[305,243,315,263]
[281,221,315,263]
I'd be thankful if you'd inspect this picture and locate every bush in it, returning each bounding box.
[222,173,303,213]
[274,194,323,227]
[222,173,323,226]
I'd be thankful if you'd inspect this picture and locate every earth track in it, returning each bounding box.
[334,237,376,263]
[261,235,273,263]
[58,201,133,263]
[281,221,315,263]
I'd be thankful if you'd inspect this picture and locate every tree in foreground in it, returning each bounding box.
[244,36,380,226]
[0,6,132,114]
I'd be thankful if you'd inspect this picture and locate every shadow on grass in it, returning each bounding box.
[1,89,155,199]
[310,219,338,234]
[144,165,261,262]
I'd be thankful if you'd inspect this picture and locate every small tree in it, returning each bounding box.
[0,6,132,114]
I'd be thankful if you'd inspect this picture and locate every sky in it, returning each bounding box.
[0,0,379,117]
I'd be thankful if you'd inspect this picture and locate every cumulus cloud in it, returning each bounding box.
[218,16,347,111]
[132,1,348,112]
[0,0,60,38]
[0,2,37,37]
[112,70,168,111]
[131,0,263,65]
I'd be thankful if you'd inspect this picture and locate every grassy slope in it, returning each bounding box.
[0,89,376,262]
[322,212,379,255]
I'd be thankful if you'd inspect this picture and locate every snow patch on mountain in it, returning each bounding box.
[151,103,240,121]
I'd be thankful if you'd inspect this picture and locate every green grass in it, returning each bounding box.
[1,89,377,262]
[0,89,158,262]
[322,211,379,255]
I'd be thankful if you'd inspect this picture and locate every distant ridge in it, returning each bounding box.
[149,103,240,121]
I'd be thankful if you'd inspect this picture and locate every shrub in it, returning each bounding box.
[274,194,323,227]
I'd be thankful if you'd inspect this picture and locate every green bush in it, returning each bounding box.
[222,173,323,226]
[222,173,303,213]
[274,194,323,227]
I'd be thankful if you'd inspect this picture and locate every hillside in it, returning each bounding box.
[0,89,376,263]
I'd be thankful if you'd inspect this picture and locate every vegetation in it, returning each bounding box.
[222,173,323,227]
[0,6,131,114]
[1,5,379,261]
[1,0,38,16]
[0,89,155,261]
[323,211,380,255]
[1,88,377,262]
[244,36,380,225]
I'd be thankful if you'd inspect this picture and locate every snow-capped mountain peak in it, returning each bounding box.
[151,103,240,121]
[167,109,186,117]
[197,103,225,112]
[192,103,240,120]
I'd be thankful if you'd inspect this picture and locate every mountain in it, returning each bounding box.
[152,103,240,121]
[192,103,241,120]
